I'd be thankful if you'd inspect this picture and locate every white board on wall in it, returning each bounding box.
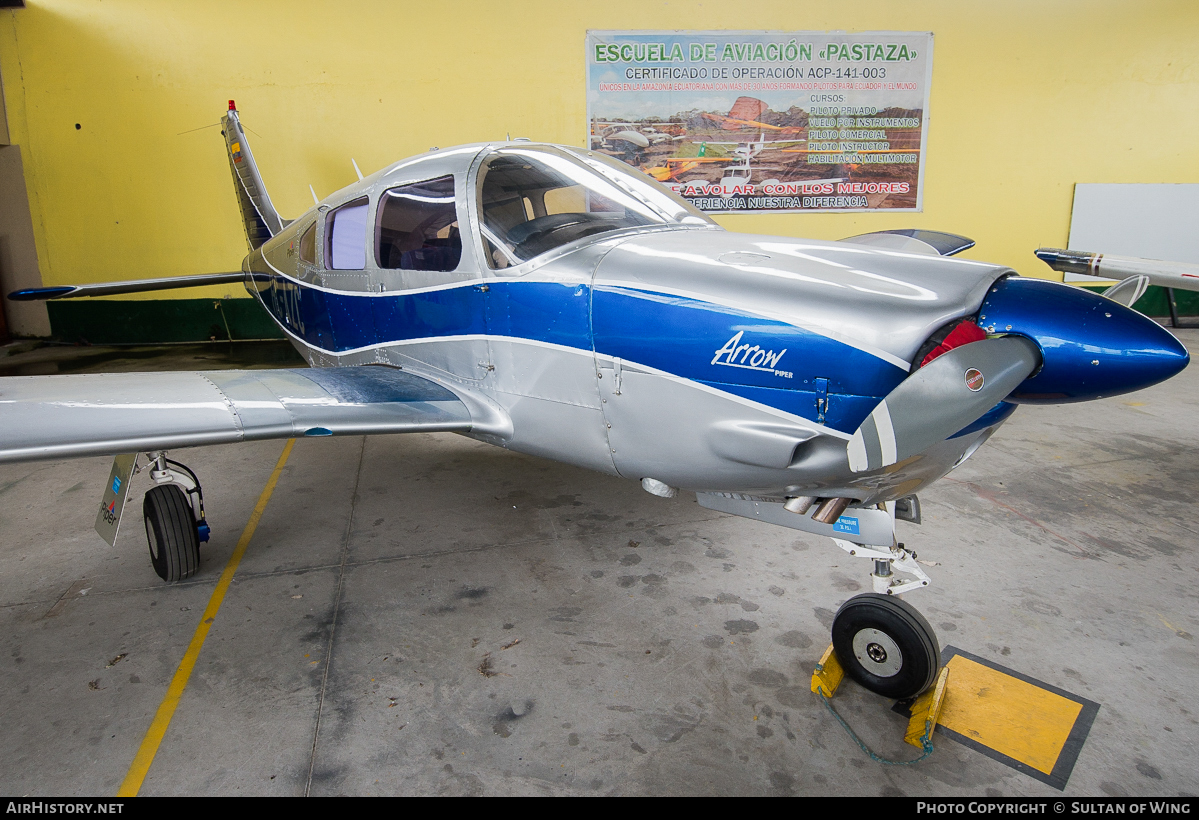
[1066,184,1199,281]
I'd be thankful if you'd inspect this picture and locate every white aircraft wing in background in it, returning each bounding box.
[1035,247,1199,307]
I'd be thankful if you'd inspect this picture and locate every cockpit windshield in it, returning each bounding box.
[475,145,713,268]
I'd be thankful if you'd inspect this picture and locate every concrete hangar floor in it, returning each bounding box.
[0,335,1196,798]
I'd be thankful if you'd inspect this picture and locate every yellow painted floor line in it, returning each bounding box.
[117,439,296,797]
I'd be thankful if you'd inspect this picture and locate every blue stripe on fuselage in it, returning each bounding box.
[592,285,906,432]
[252,273,904,432]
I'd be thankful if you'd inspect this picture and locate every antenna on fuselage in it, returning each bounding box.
[351,158,363,181]
[309,185,319,206]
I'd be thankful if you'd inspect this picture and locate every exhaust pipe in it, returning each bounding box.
[783,496,816,515]
[810,497,851,524]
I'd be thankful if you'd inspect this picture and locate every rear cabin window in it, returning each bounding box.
[375,176,461,271]
[326,197,369,270]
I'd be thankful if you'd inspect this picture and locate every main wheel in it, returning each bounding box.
[143,485,200,583]
[831,593,940,699]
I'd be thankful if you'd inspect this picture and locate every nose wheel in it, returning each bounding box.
[831,593,940,699]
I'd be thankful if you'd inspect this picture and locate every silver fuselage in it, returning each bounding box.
[245,142,1011,507]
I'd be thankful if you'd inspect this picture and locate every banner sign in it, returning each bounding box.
[586,30,934,213]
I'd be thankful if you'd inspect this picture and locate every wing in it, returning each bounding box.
[1035,247,1199,293]
[0,365,474,464]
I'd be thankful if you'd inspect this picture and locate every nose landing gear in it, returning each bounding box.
[826,502,940,700]
[693,491,942,699]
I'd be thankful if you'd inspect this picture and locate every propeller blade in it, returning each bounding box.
[847,336,1041,473]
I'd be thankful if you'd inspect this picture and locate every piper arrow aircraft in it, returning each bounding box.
[3,102,1190,700]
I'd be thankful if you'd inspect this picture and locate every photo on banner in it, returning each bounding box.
[586,30,934,214]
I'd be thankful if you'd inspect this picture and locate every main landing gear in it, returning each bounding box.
[140,453,210,583]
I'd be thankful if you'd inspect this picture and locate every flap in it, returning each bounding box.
[0,365,472,464]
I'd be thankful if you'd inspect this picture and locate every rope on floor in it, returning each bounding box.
[815,687,934,766]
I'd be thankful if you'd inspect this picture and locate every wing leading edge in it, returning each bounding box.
[0,366,473,464]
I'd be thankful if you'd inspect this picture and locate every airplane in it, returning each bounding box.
[592,122,684,147]
[590,123,651,152]
[664,140,832,199]
[705,132,804,158]
[643,158,704,182]
[699,133,805,196]
[2,102,1189,703]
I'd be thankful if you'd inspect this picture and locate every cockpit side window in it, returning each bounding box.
[326,197,369,270]
[375,176,461,271]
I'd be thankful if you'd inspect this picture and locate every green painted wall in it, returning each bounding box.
[1080,285,1199,320]
[47,298,284,345]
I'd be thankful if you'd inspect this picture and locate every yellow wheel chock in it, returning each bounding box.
[810,644,951,764]
[904,662,951,750]
[810,644,845,699]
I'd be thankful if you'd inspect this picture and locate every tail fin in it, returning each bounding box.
[221,101,286,250]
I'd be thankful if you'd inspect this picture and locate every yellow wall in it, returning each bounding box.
[1,0,1197,301]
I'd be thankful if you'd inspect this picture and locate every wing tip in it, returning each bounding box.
[8,286,77,301]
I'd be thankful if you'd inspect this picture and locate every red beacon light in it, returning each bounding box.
[228,100,237,111]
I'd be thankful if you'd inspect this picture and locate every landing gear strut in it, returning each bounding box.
[690,491,942,698]
[141,453,209,583]
[828,501,940,699]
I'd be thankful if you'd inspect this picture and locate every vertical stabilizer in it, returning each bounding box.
[221,101,285,250]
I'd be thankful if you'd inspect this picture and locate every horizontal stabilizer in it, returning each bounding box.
[847,336,1040,473]
[0,366,472,464]
[8,272,247,301]
[843,230,976,257]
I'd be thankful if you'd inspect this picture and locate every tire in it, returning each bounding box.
[143,485,200,583]
[831,593,940,699]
